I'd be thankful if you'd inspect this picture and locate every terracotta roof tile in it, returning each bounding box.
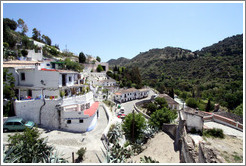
[84,102,99,117]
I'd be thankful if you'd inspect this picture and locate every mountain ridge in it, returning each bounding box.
[107,34,243,67]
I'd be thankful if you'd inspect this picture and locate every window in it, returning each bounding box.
[67,120,71,124]
[69,76,72,82]
[13,122,22,125]
[86,103,90,109]
[81,104,85,111]
[5,122,13,125]
[21,73,25,81]
[79,119,83,123]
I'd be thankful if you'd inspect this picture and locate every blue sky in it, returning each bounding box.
[3,2,244,62]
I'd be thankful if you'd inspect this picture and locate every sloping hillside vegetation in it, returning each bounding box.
[108,34,243,114]
[107,57,130,66]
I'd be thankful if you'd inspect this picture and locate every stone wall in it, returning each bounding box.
[133,103,150,119]
[162,123,177,140]
[198,142,226,163]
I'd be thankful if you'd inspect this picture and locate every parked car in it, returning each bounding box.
[117,113,126,119]
[119,107,125,114]
[3,117,35,132]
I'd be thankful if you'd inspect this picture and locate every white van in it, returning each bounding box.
[119,107,125,114]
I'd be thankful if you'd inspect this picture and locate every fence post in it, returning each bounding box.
[72,152,75,163]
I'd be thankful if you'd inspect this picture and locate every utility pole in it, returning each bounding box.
[132,109,135,142]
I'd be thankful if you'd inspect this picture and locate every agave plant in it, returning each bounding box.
[140,156,159,163]
[42,150,68,163]
[107,123,123,144]
[3,145,22,163]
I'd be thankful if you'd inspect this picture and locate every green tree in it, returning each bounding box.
[3,69,15,99]
[205,99,213,112]
[146,103,158,115]
[21,36,34,49]
[3,18,20,48]
[17,18,28,35]
[32,28,41,41]
[6,127,60,163]
[64,58,83,72]
[149,108,177,130]
[97,64,104,72]
[232,103,243,116]
[154,97,168,109]
[96,56,101,62]
[79,52,86,63]
[122,112,147,142]
[42,35,52,46]
[106,71,113,78]
[168,88,174,99]
[3,18,17,31]
[186,98,198,109]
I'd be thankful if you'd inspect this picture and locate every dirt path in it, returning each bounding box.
[130,132,180,163]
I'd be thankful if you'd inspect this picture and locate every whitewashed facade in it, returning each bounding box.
[100,79,117,87]
[114,88,149,103]
[14,91,100,132]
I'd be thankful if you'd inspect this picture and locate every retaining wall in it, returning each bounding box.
[203,112,243,131]
[162,123,177,140]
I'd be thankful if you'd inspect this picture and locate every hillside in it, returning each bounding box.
[108,34,243,112]
[107,57,130,66]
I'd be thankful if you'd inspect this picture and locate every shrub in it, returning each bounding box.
[76,147,86,160]
[154,97,168,109]
[203,128,224,138]
[186,97,198,108]
[6,127,65,163]
[97,64,104,72]
[149,108,177,130]
[21,49,28,57]
[145,103,158,115]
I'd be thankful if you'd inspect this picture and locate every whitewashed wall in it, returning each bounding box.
[18,69,35,86]
[182,111,203,132]
[61,104,98,132]
[34,70,60,88]
[27,50,43,61]
[14,99,60,129]
[18,69,60,88]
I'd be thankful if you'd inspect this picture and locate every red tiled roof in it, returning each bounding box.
[41,68,57,71]
[84,102,99,117]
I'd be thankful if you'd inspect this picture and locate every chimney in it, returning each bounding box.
[35,63,41,70]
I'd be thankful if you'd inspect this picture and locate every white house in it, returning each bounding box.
[26,39,46,61]
[100,78,117,87]
[4,61,99,132]
[14,91,100,132]
[114,88,149,103]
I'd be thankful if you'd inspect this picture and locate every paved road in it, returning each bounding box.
[3,104,108,163]
[119,89,156,115]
